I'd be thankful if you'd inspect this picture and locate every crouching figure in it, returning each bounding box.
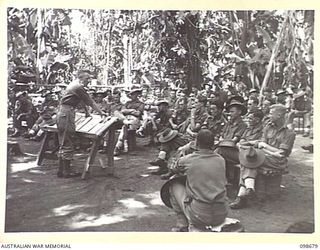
[160,129,228,232]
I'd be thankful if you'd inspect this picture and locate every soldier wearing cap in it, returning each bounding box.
[248,88,259,99]
[275,89,287,105]
[137,99,176,141]
[214,96,247,183]
[56,70,107,178]
[90,90,108,115]
[230,104,296,209]
[114,87,145,155]
[160,129,227,232]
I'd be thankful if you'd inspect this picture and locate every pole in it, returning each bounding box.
[259,11,289,104]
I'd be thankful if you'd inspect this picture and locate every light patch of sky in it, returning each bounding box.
[69,10,89,36]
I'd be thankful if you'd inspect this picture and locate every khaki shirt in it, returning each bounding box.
[221,117,247,142]
[176,149,227,204]
[123,99,145,119]
[262,122,296,157]
[241,122,264,141]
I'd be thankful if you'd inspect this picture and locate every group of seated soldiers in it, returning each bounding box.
[10,78,313,210]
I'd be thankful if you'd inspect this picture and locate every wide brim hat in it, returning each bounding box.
[249,88,258,94]
[156,99,169,106]
[160,175,187,208]
[217,139,237,148]
[226,95,245,106]
[239,146,265,169]
[276,89,286,96]
[226,99,247,115]
[127,88,142,95]
[158,128,179,143]
[93,90,108,98]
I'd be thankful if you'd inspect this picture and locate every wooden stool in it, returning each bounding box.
[255,171,282,199]
[188,218,244,232]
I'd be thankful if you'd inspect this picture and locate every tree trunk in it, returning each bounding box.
[185,14,202,93]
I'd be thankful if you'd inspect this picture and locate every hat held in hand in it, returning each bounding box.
[239,146,265,169]
[158,128,179,143]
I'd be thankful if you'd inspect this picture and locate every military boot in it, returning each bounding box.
[63,159,81,178]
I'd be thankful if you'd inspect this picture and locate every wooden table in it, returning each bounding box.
[37,112,119,179]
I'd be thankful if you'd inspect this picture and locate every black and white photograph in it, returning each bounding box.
[4,6,315,235]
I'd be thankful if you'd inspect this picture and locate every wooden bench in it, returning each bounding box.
[37,112,119,179]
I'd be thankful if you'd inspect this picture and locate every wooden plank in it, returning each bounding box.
[75,112,85,122]
[78,116,101,133]
[75,116,87,130]
[76,116,94,131]
[95,117,119,137]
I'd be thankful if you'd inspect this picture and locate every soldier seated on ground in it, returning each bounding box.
[229,104,296,209]
[11,91,39,137]
[136,100,176,145]
[25,90,59,141]
[113,87,144,156]
[172,95,189,133]
[149,127,188,176]
[160,129,228,232]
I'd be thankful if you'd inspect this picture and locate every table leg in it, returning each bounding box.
[36,132,52,166]
[81,137,101,179]
[107,127,116,175]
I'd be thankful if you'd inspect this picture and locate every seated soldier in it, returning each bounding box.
[90,90,108,115]
[114,88,144,155]
[160,129,228,232]
[26,90,59,140]
[11,91,39,137]
[261,99,271,126]
[99,90,124,154]
[149,128,188,175]
[189,95,209,132]
[287,89,312,136]
[172,96,189,133]
[106,89,124,116]
[275,89,287,105]
[248,88,259,100]
[214,97,247,183]
[230,104,296,209]
[206,102,225,137]
[167,88,177,108]
[137,100,177,143]
[247,97,259,114]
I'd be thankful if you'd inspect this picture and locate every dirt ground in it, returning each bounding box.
[5,133,314,233]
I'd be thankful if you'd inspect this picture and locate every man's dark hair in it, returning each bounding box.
[196,129,215,149]
[251,108,264,120]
